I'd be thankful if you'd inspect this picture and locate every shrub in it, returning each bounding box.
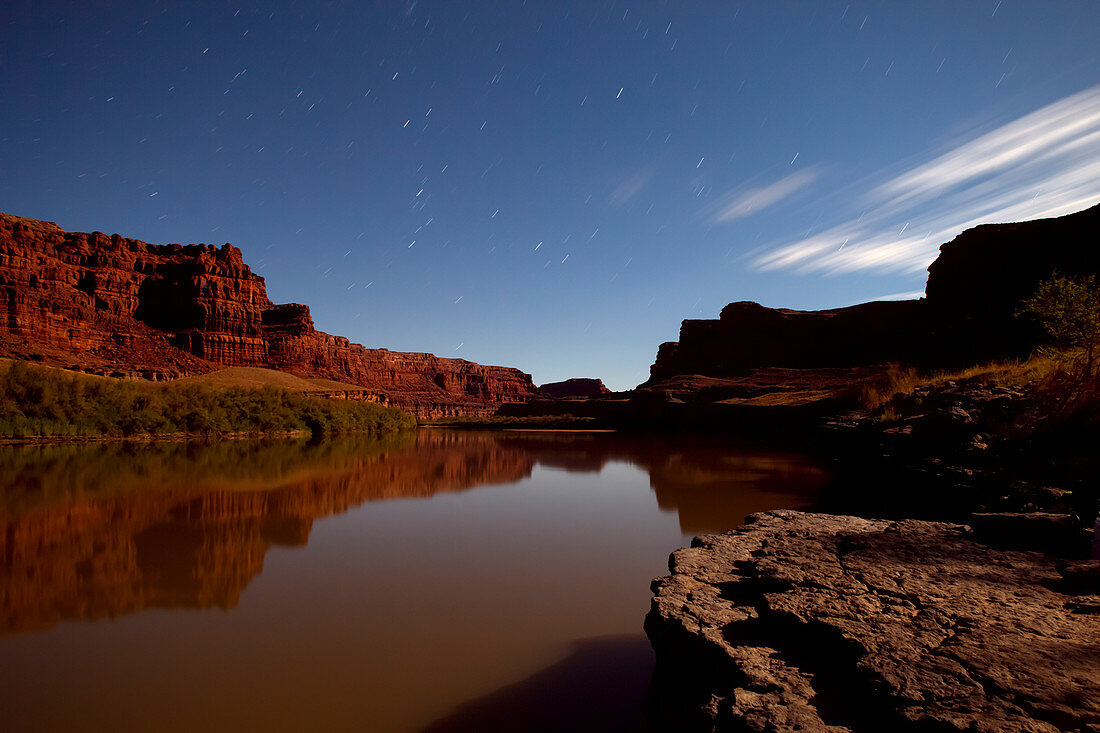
[1018,274,1100,414]
[857,364,921,410]
[1019,273,1100,358]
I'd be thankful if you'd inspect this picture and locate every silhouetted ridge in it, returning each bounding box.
[647,203,1100,384]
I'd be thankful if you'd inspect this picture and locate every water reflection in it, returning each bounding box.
[0,431,825,639]
[0,429,828,732]
[508,432,828,532]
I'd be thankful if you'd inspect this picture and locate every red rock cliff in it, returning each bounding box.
[0,213,539,417]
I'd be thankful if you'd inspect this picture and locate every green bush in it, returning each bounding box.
[1020,273,1100,356]
[0,361,416,438]
[1018,273,1100,415]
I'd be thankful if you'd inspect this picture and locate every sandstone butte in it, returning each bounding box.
[538,377,612,399]
[0,212,540,419]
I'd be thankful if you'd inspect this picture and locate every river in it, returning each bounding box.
[0,429,828,732]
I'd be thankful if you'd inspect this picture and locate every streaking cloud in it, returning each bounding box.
[708,169,817,223]
[754,84,1100,275]
[871,289,926,301]
[609,168,654,205]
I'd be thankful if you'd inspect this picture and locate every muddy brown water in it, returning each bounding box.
[0,429,828,732]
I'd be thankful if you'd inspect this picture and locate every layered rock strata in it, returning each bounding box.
[646,510,1100,733]
[0,213,538,417]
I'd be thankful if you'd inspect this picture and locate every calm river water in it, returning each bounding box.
[0,429,828,732]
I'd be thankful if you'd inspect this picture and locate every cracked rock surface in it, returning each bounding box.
[645,510,1100,732]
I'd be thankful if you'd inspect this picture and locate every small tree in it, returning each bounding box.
[1019,273,1100,411]
[1021,274,1100,359]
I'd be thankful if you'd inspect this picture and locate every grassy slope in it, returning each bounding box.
[0,360,415,439]
[858,355,1060,409]
[171,366,371,393]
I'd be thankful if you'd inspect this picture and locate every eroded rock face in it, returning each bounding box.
[0,213,539,417]
[645,510,1100,733]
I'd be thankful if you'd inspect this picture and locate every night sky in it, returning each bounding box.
[2,2,1099,389]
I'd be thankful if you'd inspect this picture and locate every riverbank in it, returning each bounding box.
[0,359,416,439]
[822,369,1099,527]
[644,359,1100,731]
[0,429,312,446]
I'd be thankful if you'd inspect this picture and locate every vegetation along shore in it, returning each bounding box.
[0,359,415,440]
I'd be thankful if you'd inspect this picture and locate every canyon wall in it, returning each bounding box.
[648,203,1100,384]
[648,299,928,382]
[0,213,539,417]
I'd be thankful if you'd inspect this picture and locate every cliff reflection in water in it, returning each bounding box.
[0,430,826,637]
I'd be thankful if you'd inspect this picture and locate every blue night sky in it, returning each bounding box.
[2,2,1099,390]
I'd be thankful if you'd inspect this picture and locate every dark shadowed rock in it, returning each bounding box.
[645,510,1100,733]
[647,299,929,383]
[926,203,1100,328]
[1060,560,1100,594]
[646,203,1100,387]
[967,511,1081,554]
[538,377,612,399]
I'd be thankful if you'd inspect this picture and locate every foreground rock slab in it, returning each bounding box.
[645,510,1100,733]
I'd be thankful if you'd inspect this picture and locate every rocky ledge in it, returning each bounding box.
[645,510,1100,733]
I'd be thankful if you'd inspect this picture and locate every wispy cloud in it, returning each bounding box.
[707,169,817,223]
[753,84,1100,275]
[871,289,926,301]
[609,168,654,205]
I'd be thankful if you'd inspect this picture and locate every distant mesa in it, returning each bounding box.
[539,378,612,399]
[647,299,928,383]
[0,213,540,418]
